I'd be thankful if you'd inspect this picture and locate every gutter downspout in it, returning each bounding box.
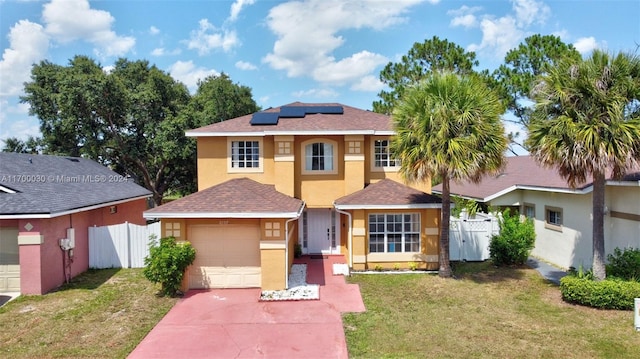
[334,204,352,268]
[285,201,305,289]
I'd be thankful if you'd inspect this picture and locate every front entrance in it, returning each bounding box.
[301,208,340,254]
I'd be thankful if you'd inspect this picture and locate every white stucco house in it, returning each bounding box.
[433,156,640,270]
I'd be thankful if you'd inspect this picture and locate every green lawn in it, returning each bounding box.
[344,262,640,359]
[2,263,639,358]
[0,269,177,358]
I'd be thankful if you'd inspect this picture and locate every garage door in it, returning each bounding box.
[0,227,20,292]
[188,225,261,289]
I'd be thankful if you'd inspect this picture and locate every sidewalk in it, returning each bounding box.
[526,257,567,285]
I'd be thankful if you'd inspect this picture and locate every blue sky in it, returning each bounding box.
[1,0,639,145]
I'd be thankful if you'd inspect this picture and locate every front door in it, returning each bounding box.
[302,208,339,254]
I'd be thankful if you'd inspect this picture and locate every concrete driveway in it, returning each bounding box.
[128,256,365,359]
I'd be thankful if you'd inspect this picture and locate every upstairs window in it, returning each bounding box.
[302,140,337,174]
[228,138,263,172]
[373,139,400,171]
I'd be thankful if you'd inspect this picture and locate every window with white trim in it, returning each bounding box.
[373,139,400,168]
[303,140,337,173]
[369,213,420,253]
[228,138,263,173]
[231,140,260,168]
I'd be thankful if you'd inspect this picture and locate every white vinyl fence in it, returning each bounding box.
[89,222,161,269]
[450,212,500,261]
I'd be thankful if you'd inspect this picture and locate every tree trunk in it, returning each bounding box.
[592,171,606,281]
[439,175,453,278]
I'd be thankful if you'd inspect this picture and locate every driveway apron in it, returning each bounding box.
[128,255,365,359]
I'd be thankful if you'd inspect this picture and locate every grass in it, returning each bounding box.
[344,261,640,359]
[0,268,177,358]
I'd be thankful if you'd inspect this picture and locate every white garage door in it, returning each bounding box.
[188,225,261,289]
[0,227,20,292]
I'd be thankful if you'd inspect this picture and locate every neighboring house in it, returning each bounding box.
[0,153,151,294]
[144,103,442,291]
[432,156,640,270]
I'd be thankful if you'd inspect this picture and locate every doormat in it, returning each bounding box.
[310,255,327,259]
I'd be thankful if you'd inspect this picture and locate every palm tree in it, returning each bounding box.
[391,72,508,278]
[526,50,640,280]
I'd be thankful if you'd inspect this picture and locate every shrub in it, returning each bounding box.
[606,247,640,281]
[143,236,196,297]
[560,275,640,310]
[489,210,536,266]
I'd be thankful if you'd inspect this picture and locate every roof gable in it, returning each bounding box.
[144,178,305,218]
[0,153,151,216]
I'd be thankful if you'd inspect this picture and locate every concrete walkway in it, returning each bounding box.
[128,255,365,359]
[526,257,567,285]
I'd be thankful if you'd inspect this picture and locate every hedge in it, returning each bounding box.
[560,276,640,310]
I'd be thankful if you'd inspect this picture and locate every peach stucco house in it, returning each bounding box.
[0,153,151,294]
[144,103,443,291]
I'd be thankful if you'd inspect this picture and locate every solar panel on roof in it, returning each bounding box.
[250,112,279,125]
[279,106,307,118]
[305,106,343,114]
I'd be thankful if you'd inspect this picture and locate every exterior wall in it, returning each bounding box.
[606,185,640,253]
[196,135,432,204]
[260,249,285,290]
[16,198,148,295]
[196,136,275,191]
[348,208,440,270]
[364,136,431,193]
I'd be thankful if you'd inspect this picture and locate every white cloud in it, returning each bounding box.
[350,75,385,92]
[235,61,257,70]
[0,20,49,97]
[573,37,601,54]
[186,19,239,55]
[263,0,423,87]
[168,60,219,93]
[292,88,340,99]
[313,51,387,85]
[468,16,523,58]
[460,0,551,59]
[448,6,481,28]
[512,0,550,28]
[229,0,256,22]
[151,47,181,57]
[0,100,40,143]
[149,26,160,35]
[42,0,135,57]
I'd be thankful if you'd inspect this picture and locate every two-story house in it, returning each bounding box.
[144,103,442,290]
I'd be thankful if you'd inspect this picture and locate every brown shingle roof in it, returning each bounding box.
[334,179,442,209]
[432,156,640,201]
[144,178,304,218]
[186,102,392,136]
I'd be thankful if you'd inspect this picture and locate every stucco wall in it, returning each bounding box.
[196,135,433,206]
[16,198,148,295]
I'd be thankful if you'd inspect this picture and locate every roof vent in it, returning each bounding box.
[65,158,80,162]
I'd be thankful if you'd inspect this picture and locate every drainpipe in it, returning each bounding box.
[285,201,305,289]
[334,204,352,268]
